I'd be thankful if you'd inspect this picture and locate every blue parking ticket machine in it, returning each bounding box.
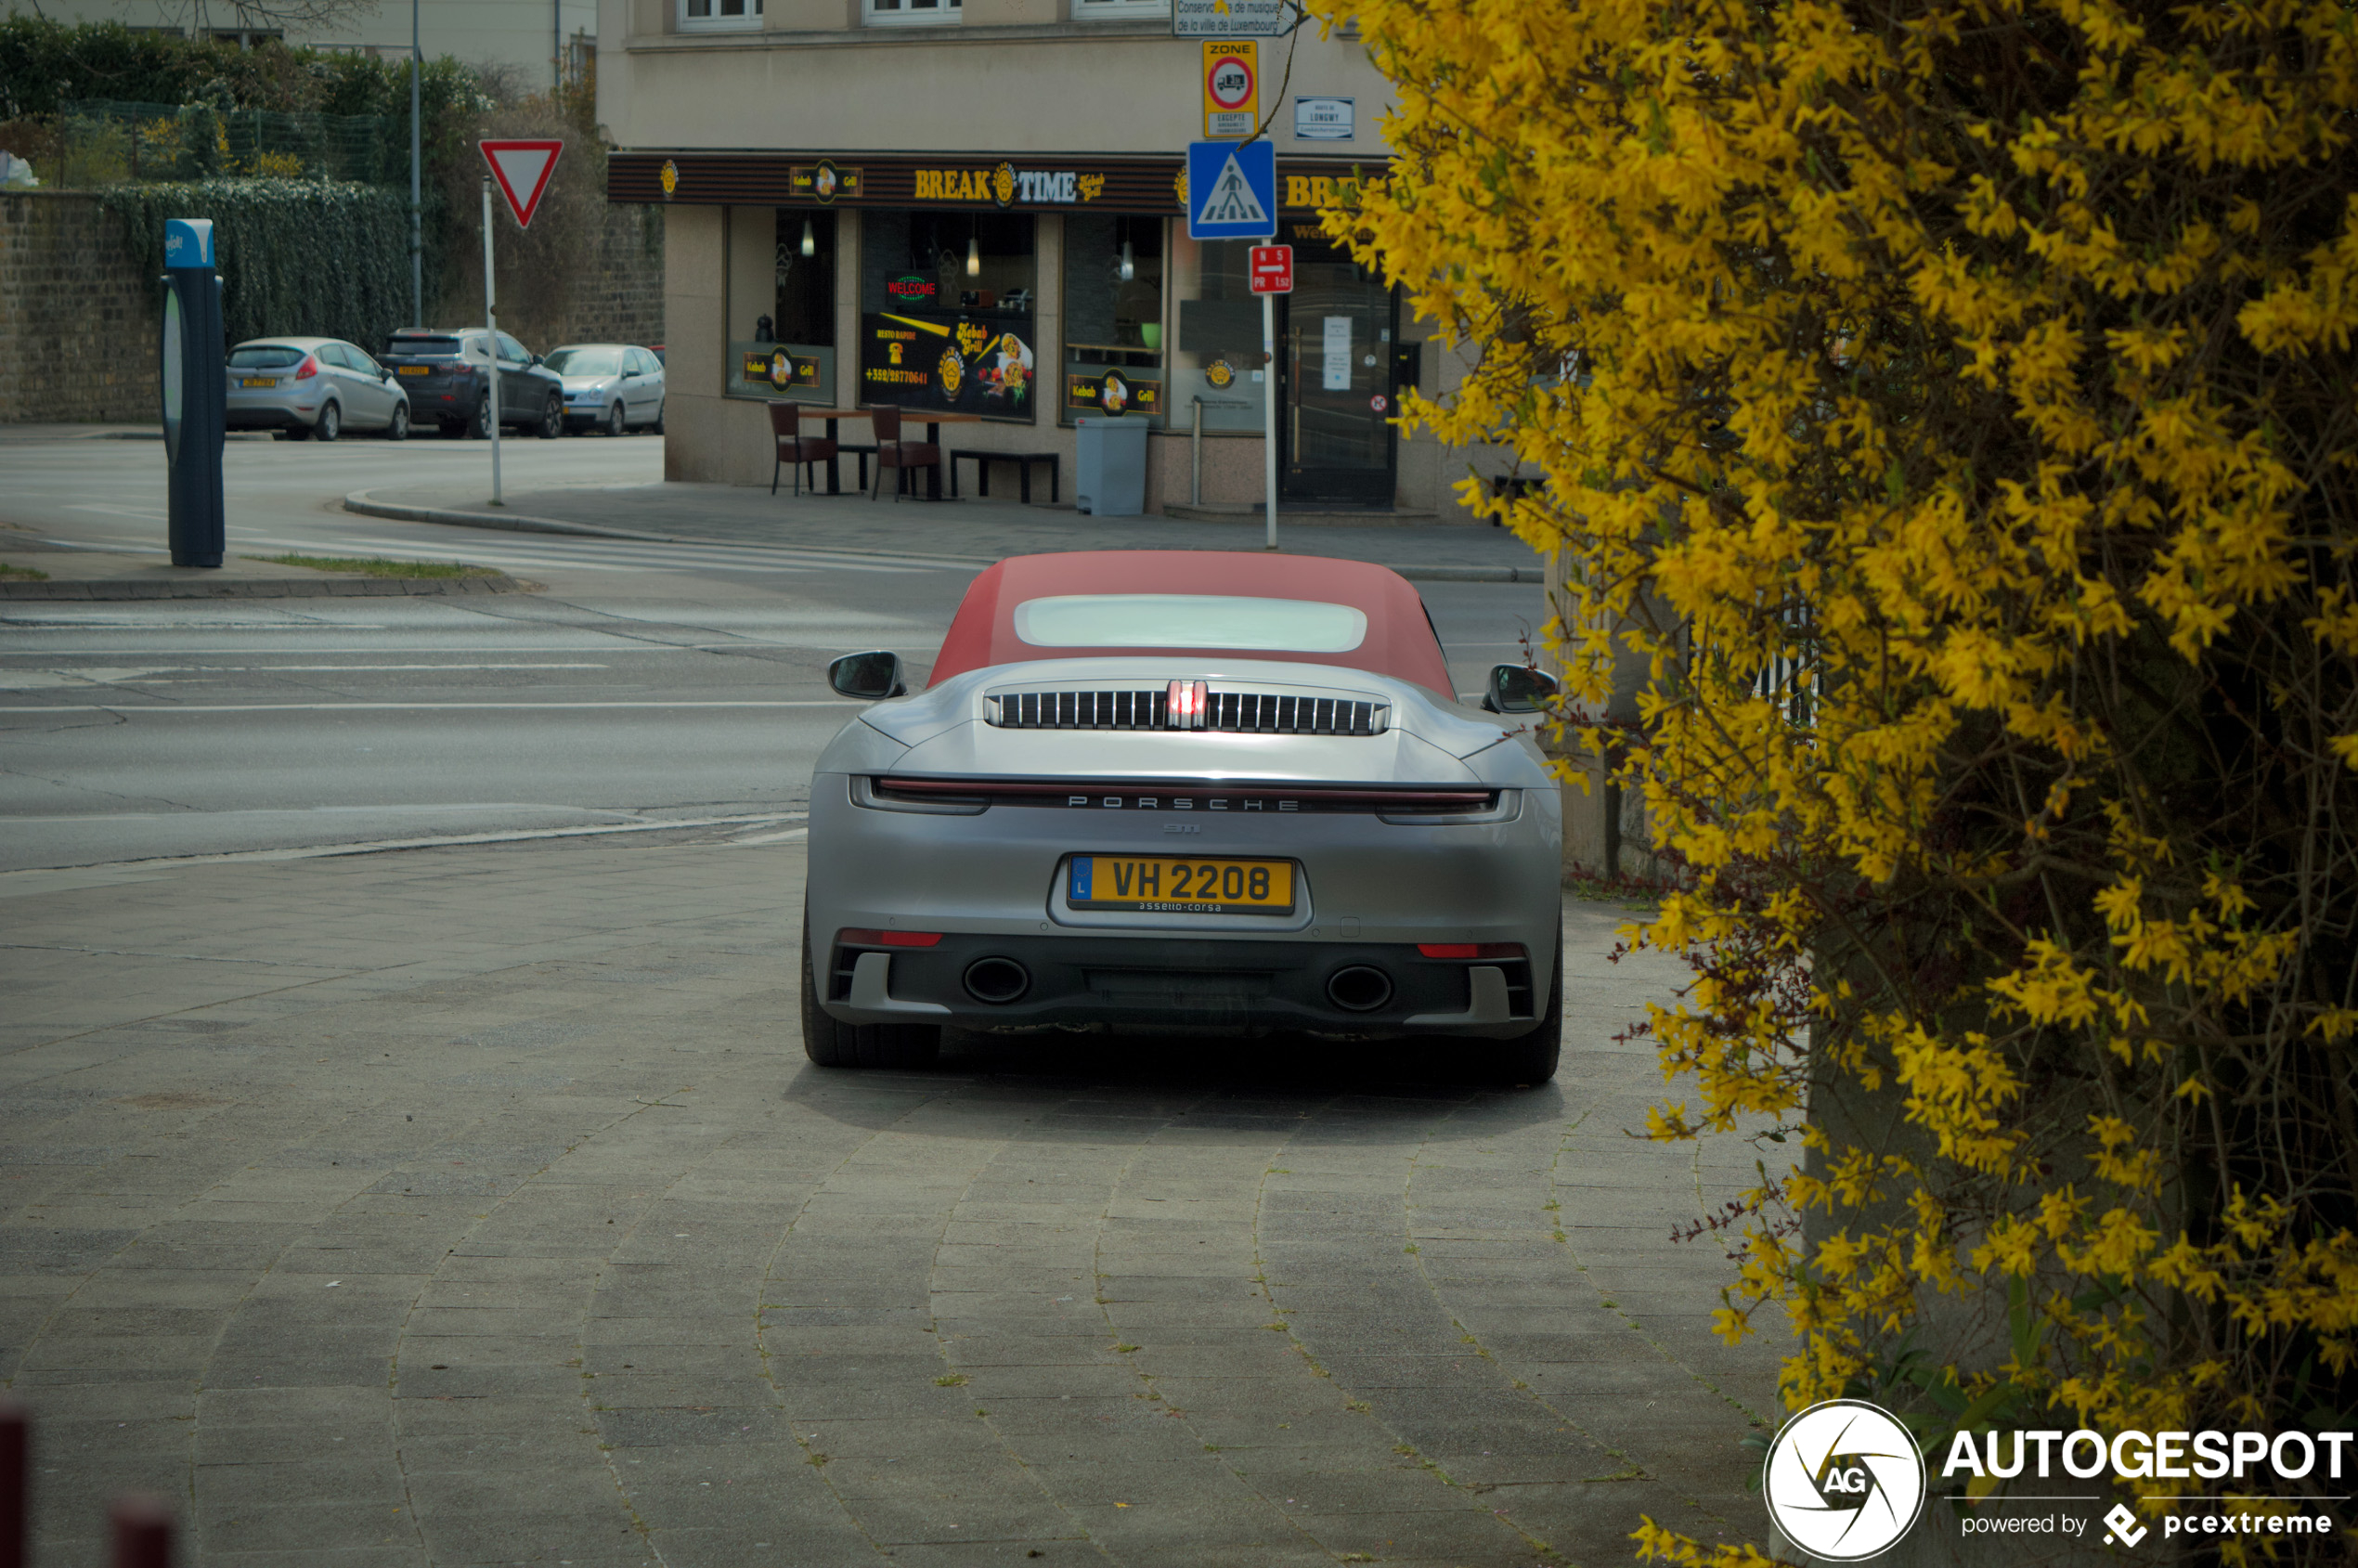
[161,217,225,567]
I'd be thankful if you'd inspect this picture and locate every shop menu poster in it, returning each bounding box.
[862,313,1035,419]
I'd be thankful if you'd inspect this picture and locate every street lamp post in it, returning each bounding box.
[408,0,421,327]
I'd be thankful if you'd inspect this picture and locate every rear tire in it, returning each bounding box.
[1484,926,1563,1085]
[465,394,490,439]
[387,401,409,441]
[538,392,564,439]
[315,401,340,443]
[800,916,941,1069]
[604,402,626,438]
[650,400,665,435]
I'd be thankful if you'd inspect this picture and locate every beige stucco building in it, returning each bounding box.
[598,0,1485,516]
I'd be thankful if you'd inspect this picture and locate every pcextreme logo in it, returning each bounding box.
[1763,1400,1927,1562]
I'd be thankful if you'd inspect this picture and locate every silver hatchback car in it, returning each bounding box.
[225,337,410,442]
[544,343,666,436]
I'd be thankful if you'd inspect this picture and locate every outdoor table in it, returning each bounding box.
[794,408,984,500]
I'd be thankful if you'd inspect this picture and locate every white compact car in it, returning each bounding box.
[803,551,1566,1082]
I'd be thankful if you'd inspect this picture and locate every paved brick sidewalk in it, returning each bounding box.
[344,483,1552,579]
[1,841,1781,1567]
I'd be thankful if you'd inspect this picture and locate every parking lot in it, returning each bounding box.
[3,833,1778,1568]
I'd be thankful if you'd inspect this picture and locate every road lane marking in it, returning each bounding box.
[0,811,812,878]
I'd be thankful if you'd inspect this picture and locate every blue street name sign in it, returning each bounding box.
[1186,139,1276,241]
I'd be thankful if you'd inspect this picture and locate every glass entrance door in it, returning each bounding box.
[1279,243,1398,506]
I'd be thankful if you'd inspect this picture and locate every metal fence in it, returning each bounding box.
[55,99,398,188]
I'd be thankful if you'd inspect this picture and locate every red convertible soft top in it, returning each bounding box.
[928,551,1454,699]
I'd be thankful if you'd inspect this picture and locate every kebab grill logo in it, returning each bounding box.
[1763,1401,1926,1561]
[1204,357,1236,389]
[659,159,678,199]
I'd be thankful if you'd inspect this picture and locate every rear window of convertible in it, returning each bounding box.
[1013,594,1369,653]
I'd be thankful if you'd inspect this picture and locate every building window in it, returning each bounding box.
[1062,214,1166,426]
[680,0,763,30]
[1170,235,1266,434]
[729,209,836,403]
[858,210,1036,422]
[865,0,960,25]
[1073,0,1170,15]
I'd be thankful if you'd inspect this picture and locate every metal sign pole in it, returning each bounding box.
[482,175,501,506]
[1262,290,1277,551]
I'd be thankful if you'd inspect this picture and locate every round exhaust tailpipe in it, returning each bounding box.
[964,957,1031,1004]
[1327,965,1393,1013]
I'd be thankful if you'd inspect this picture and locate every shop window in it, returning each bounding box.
[728,208,836,403]
[864,0,960,24]
[1169,234,1265,434]
[680,0,763,29]
[856,210,1037,422]
[1062,214,1166,426]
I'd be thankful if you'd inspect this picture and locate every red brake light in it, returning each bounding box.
[1418,942,1524,960]
[292,355,318,381]
[1166,679,1208,728]
[838,928,942,949]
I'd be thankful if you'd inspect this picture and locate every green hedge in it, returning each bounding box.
[102,180,416,353]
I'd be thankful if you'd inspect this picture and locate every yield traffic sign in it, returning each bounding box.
[1185,139,1276,240]
[1248,244,1293,294]
[1202,41,1258,139]
[479,139,564,227]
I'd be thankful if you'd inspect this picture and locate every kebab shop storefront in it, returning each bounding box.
[605,149,1399,510]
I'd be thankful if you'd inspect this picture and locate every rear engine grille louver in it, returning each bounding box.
[987,689,1388,737]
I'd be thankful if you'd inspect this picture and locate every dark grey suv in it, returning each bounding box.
[378,329,564,439]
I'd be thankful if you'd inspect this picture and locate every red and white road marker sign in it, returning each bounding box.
[479,139,564,227]
[1249,244,1294,294]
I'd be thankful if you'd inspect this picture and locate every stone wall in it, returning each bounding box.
[0,190,666,425]
[0,192,158,424]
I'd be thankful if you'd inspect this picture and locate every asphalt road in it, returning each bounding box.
[0,433,1551,873]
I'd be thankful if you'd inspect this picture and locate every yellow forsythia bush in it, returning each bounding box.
[1316,0,2358,1560]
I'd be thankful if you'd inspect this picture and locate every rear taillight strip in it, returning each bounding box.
[867,777,1496,812]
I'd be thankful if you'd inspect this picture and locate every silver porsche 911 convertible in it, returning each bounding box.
[803,550,1565,1082]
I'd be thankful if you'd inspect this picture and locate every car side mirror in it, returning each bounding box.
[530,354,543,366]
[1483,663,1560,714]
[829,651,906,701]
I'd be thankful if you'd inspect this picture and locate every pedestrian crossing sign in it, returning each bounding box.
[1185,139,1276,240]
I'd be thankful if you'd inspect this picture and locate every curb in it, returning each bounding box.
[338,491,1541,585]
[0,572,526,602]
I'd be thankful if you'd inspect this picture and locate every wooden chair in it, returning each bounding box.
[769,401,837,498]
[868,405,943,503]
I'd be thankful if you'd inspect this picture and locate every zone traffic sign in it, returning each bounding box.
[1202,41,1258,139]
[1186,138,1276,241]
[1249,244,1293,294]
[479,139,564,228]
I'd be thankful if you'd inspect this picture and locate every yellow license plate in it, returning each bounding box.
[240,377,276,387]
[1068,856,1293,914]
[397,365,432,375]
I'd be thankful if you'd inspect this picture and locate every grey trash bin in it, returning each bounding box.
[1074,417,1147,517]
